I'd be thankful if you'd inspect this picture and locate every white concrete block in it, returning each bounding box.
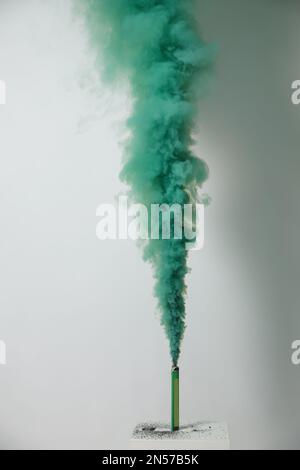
[130,422,230,450]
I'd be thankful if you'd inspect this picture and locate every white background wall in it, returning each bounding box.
[0,0,299,449]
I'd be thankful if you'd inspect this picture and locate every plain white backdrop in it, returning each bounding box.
[0,0,300,449]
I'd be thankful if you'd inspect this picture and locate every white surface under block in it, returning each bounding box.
[130,422,230,450]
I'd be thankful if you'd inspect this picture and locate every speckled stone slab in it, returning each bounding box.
[130,422,230,450]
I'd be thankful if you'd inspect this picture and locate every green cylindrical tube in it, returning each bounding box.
[171,366,179,432]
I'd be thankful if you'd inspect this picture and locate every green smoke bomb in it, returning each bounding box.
[171,366,179,432]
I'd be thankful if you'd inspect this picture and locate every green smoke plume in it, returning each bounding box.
[78,0,213,366]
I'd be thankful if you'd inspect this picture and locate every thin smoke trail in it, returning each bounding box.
[78,0,214,366]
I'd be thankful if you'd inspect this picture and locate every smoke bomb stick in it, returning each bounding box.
[171,366,179,432]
